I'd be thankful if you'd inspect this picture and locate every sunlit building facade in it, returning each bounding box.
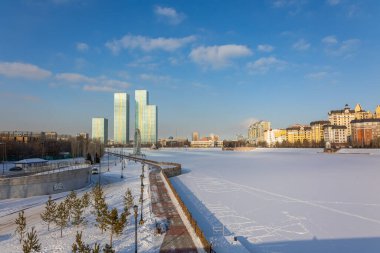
[114,93,130,145]
[135,90,158,144]
[92,118,108,144]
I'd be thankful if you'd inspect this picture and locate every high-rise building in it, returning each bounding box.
[92,118,108,144]
[135,90,158,144]
[114,93,130,145]
[286,125,312,144]
[248,121,271,145]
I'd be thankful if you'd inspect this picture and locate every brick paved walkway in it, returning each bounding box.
[150,170,198,253]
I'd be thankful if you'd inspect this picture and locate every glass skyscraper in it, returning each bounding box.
[114,93,129,144]
[135,90,158,144]
[92,118,108,144]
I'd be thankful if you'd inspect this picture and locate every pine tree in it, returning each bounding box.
[81,192,90,209]
[22,227,41,253]
[92,243,100,253]
[54,202,69,238]
[72,231,91,253]
[72,197,85,226]
[92,184,108,233]
[106,208,127,248]
[65,191,77,222]
[15,210,26,243]
[123,188,133,215]
[40,195,57,231]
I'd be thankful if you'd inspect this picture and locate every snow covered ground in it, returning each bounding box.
[144,148,380,253]
[0,154,163,252]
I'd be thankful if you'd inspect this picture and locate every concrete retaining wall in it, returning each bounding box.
[0,167,91,199]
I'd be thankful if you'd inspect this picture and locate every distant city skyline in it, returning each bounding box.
[1,1,380,139]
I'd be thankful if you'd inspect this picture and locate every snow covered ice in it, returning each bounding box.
[145,148,380,253]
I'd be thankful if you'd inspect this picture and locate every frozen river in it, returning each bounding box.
[145,148,380,253]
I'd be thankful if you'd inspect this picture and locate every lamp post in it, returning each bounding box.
[133,205,138,253]
[139,185,144,225]
[121,158,124,179]
[0,143,6,175]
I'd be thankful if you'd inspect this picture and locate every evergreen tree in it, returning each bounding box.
[65,191,77,222]
[15,210,26,243]
[92,243,100,253]
[91,184,108,233]
[40,195,57,231]
[54,202,69,238]
[22,227,41,253]
[123,188,133,215]
[72,197,85,227]
[106,208,127,248]
[72,231,91,253]
[81,192,90,209]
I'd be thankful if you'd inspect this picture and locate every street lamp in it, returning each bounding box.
[139,185,144,225]
[140,174,144,187]
[0,143,6,175]
[121,159,124,179]
[133,205,138,253]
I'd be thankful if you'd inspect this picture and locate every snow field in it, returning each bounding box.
[143,148,380,253]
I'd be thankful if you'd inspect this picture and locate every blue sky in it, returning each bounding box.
[0,0,380,139]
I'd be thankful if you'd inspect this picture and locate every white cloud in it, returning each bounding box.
[293,39,310,51]
[305,71,328,80]
[189,44,252,69]
[327,0,340,6]
[257,44,275,53]
[55,72,131,92]
[322,35,338,45]
[56,73,96,83]
[76,42,89,52]
[139,74,172,82]
[247,56,287,74]
[0,62,52,80]
[154,6,186,25]
[322,37,360,57]
[83,85,118,93]
[105,35,196,54]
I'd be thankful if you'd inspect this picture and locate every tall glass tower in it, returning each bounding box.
[135,90,158,144]
[114,93,129,144]
[92,118,108,144]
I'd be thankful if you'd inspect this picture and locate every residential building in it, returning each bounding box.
[77,132,89,140]
[375,105,380,119]
[192,132,199,141]
[248,121,271,145]
[273,129,287,144]
[135,90,158,145]
[351,119,380,147]
[263,130,275,147]
[286,125,312,144]
[92,118,108,144]
[190,140,223,148]
[310,121,330,144]
[114,93,130,145]
[323,125,347,145]
[328,104,371,140]
[45,132,58,141]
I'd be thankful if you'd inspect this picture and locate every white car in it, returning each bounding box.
[91,167,99,174]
